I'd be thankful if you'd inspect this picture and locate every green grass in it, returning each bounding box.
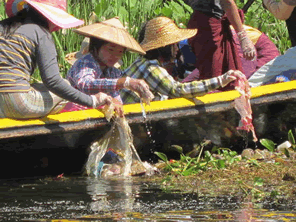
[0,0,291,80]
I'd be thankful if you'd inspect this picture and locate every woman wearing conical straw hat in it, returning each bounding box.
[120,16,244,104]
[66,17,154,110]
[0,0,119,119]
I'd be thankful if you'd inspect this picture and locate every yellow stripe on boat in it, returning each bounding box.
[0,81,295,129]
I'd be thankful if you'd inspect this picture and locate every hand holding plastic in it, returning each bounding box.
[219,70,245,87]
[124,77,155,104]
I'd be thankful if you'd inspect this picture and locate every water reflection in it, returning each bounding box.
[86,177,139,213]
[0,177,295,221]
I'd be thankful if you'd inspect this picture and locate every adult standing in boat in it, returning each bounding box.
[262,0,296,46]
[181,24,280,83]
[0,0,120,119]
[120,16,245,104]
[66,17,154,108]
[185,0,256,91]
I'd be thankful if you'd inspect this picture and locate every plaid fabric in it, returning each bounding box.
[0,83,67,119]
[120,57,221,104]
[66,53,122,102]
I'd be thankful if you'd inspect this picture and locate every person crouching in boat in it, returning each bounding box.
[0,0,118,119]
[181,24,280,83]
[120,16,245,104]
[65,17,154,111]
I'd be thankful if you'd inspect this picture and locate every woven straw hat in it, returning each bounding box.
[140,16,197,52]
[5,0,84,32]
[73,17,145,55]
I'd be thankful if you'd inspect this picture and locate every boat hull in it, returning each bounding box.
[0,81,295,178]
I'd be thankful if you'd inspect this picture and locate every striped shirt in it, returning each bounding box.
[120,57,222,104]
[0,30,36,92]
[66,53,122,102]
[0,22,93,107]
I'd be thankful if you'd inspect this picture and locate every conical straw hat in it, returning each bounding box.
[140,16,197,52]
[73,17,145,55]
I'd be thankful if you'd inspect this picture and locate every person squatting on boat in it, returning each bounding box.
[185,0,256,91]
[0,0,120,119]
[262,0,296,46]
[66,17,154,111]
[120,16,245,104]
[180,24,280,83]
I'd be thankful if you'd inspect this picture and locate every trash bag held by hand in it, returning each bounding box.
[85,117,157,177]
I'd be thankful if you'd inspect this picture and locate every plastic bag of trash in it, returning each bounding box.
[85,117,157,177]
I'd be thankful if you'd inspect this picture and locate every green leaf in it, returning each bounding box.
[254,177,264,186]
[217,159,226,169]
[249,159,260,167]
[161,7,173,18]
[270,190,279,198]
[260,138,276,152]
[154,152,168,162]
[229,151,238,157]
[176,0,193,13]
[171,145,183,154]
[284,148,290,158]
[204,150,213,161]
[154,8,161,15]
[288,129,295,145]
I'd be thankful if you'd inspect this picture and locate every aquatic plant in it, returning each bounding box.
[260,129,296,155]
[154,142,241,176]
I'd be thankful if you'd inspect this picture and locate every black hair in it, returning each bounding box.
[88,37,108,55]
[0,7,49,38]
[144,45,174,62]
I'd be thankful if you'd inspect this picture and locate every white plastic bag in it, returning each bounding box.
[85,117,156,177]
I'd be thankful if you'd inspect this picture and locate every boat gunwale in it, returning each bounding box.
[0,81,295,139]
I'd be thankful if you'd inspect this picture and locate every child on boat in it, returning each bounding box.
[65,17,154,112]
[120,16,245,104]
[0,0,118,119]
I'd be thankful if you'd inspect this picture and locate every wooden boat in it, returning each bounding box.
[0,81,295,178]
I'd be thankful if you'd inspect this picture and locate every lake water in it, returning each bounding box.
[1,176,296,221]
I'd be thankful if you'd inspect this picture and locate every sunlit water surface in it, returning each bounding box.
[0,176,296,221]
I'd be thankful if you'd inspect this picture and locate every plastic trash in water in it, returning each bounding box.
[94,149,121,176]
[275,75,290,83]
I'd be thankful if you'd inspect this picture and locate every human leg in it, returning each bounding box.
[0,82,67,119]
